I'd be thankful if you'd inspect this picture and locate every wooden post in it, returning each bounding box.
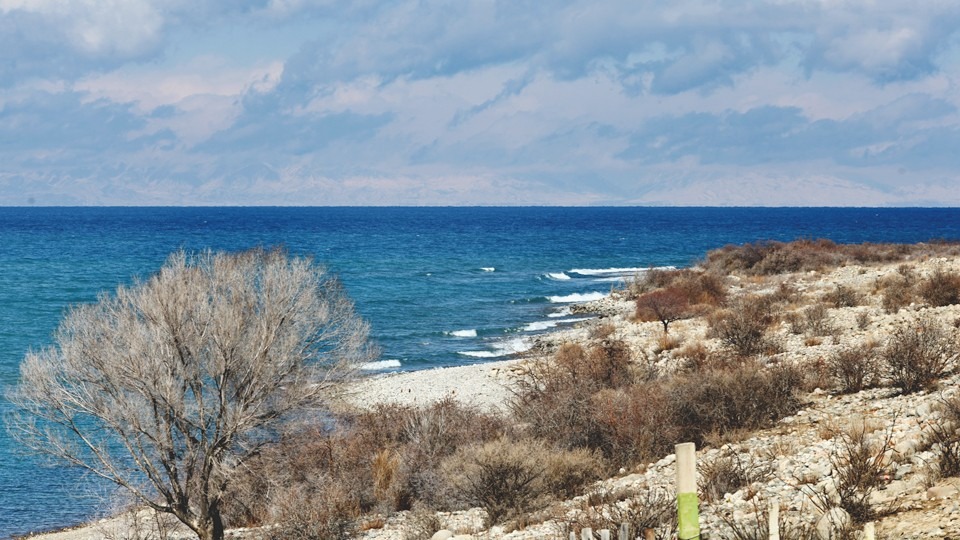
[582,527,593,540]
[768,497,780,540]
[863,522,875,540]
[600,529,610,540]
[676,442,700,540]
[618,522,630,540]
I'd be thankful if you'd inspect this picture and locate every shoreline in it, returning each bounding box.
[26,248,960,539]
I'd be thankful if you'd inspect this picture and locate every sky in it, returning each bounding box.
[2,1,960,206]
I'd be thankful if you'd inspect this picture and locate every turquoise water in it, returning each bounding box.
[1,206,959,537]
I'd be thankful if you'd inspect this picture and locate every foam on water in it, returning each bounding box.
[458,337,532,359]
[523,320,558,332]
[481,267,495,272]
[548,291,608,303]
[361,359,402,371]
[569,265,675,276]
[548,306,573,318]
[546,272,571,280]
[446,329,478,338]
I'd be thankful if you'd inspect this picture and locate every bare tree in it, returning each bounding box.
[635,287,692,333]
[7,248,374,540]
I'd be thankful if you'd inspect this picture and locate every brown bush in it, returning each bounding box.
[824,284,862,308]
[880,274,914,313]
[707,295,777,357]
[666,362,804,447]
[699,452,773,503]
[702,239,960,277]
[882,317,958,394]
[802,303,835,337]
[589,385,676,466]
[440,438,600,525]
[919,268,960,307]
[827,344,881,394]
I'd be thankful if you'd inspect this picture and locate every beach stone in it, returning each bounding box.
[927,485,959,500]
[816,507,851,540]
[431,531,454,540]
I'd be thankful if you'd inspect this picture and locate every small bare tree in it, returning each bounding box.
[635,287,692,333]
[7,248,374,540]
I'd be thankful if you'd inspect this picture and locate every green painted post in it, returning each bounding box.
[676,442,700,540]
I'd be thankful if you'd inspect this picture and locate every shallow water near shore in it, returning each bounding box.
[2,206,960,537]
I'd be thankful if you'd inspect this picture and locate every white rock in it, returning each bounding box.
[816,507,852,540]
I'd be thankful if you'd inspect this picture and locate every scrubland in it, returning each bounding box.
[30,239,960,540]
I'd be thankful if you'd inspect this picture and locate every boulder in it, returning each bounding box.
[816,507,852,540]
[431,531,454,540]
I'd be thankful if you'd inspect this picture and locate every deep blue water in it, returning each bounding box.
[1,206,959,537]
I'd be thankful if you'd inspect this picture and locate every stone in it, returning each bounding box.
[926,485,959,500]
[816,507,852,540]
[431,531,454,540]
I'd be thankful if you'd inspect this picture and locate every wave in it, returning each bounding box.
[361,359,402,371]
[523,320,558,332]
[548,306,573,318]
[458,337,532,359]
[446,329,478,338]
[548,292,608,303]
[481,267,496,272]
[458,350,501,358]
[545,272,571,280]
[569,265,675,277]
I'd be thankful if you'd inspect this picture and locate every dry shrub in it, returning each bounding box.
[224,399,504,529]
[666,361,804,447]
[802,303,835,337]
[703,239,960,277]
[717,498,817,540]
[699,452,773,503]
[925,395,960,481]
[509,340,636,451]
[707,294,777,357]
[261,483,358,540]
[440,438,600,525]
[574,487,676,540]
[374,399,506,510]
[824,284,863,308]
[654,332,682,353]
[805,422,896,525]
[919,268,960,307]
[827,344,881,394]
[880,274,914,313]
[590,385,676,466]
[855,311,871,330]
[882,317,958,394]
[675,341,712,371]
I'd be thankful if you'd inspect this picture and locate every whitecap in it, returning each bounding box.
[361,359,402,371]
[547,306,573,318]
[446,329,478,338]
[458,337,532,359]
[523,320,559,332]
[569,266,675,276]
[458,350,501,358]
[548,292,609,303]
[481,267,496,272]
[546,272,571,280]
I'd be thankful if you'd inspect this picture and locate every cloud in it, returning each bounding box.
[3,0,960,206]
